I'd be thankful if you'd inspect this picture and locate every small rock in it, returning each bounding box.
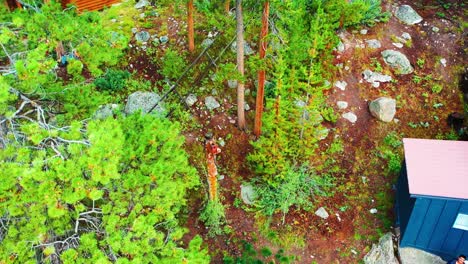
[211,89,218,96]
[185,94,197,107]
[342,112,357,123]
[245,89,250,96]
[159,35,169,44]
[432,26,439,33]
[134,0,149,9]
[135,31,150,42]
[337,41,345,53]
[139,13,145,19]
[345,66,350,71]
[360,29,368,35]
[440,58,447,67]
[315,207,329,219]
[244,103,250,111]
[369,97,396,122]
[351,249,358,255]
[205,96,220,110]
[337,101,348,109]
[240,184,257,205]
[315,128,329,140]
[125,91,164,115]
[381,50,414,74]
[201,38,214,48]
[401,32,411,40]
[370,208,378,214]
[335,80,347,91]
[395,5,423,25]
[217,138,226,147]
[131,27,138,34]
[231,41,254,55]
[218,175,225,180]
[227,80,237,89]
[110,19,117,23]
[366,39,381,49]
[392,42,404,48]
[362,70,392,87]
[93,104,119,119]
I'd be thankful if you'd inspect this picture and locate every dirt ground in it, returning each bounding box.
[127,0,466,263]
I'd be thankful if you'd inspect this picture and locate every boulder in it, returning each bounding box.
[395,5,423,25]
[315,207,329,219]
[135,31,150,42]
[205,96,220,110]
[363,233,398,264]
[185,94,198,107]
[366,39,381,49]
[399,247,445,264]
[381,50,414,74]
[342,112,357,123]
[240,184,257,205]
[369,97,396,122]
[93,104,119,119]
[125,91,164,115]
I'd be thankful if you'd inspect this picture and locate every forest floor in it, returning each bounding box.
[125,0,466,263]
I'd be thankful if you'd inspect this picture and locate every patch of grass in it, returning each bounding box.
[431,84,443,93]
[416,58,425,68]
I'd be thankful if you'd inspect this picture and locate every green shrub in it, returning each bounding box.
[432,84,443,93]
[255,165,334,222]
[321,106,338,123]
[93,69,130,92]
[200,200,225,237]
[161,48,187,80]
[66,59,84,79]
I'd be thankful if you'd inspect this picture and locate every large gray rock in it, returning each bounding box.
[363,233,398,264]
[399,247,445,264]
[381,50,414,74]
[125,91,164,115]
[396,5,423,25]
[205,96,220,110]
[93,104,119,120]
[369,97,396,122]
[240,184,257,205]
[135,31,150,42]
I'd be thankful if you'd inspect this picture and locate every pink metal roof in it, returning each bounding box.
[403,138,468,200]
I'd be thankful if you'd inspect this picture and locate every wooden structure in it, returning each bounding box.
[5,0,121,12]
[397,138,468,260]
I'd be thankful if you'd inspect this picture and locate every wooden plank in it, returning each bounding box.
[401,198,430,246]
[416,199,445,248]
[428,201,461,250]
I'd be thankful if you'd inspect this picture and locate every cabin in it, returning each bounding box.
[397,138,468,260]
[4,0,121,12]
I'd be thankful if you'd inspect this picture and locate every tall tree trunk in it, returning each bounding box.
[254,1,269,137]
[236,0,246,130]
[187,0,195,53]
[224,0,230,13]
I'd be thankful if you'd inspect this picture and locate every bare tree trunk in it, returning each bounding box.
[187,0,195,53]
[236,0,246,130]
[224,0,230,13]
[254,1,269,137]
